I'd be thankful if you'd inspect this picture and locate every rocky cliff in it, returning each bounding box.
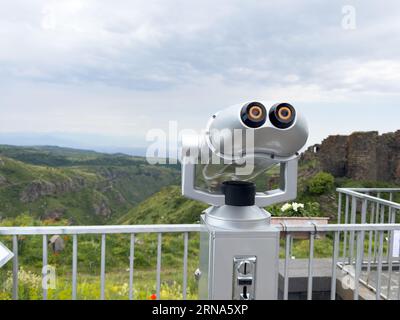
[303,131,400,183]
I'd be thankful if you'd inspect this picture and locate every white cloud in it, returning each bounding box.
[0,0,399,149]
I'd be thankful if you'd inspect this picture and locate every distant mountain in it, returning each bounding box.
[0,132,148,156]
[0,145,179,224]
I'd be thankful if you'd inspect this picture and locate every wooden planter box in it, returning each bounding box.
[270,217,330,239]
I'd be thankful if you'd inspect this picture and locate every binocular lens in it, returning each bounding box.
[269,103,296,129]
[277,106,292,121]
[248,106,264,120]
[241,102,267,128]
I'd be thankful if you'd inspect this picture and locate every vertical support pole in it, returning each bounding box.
[337,193,342,224]
[349,196,357,265]
[72,234,78,300]
[380,206,385,260]
[386,205,395,299]
[129,233,135,301]
[336,193,342,264]
[397,211,400,301]
[42,235,48,301]
[373,193,381,263]
[376,231,384,300]
[100,234,106,300]
[354,231,363,300]
[156,233,162,300]
[331,231,339,300]
[182,232,189,300]
[307,232,315,301]
[366,201,375,284]
[342,195,350,260]
[12,235,18,300]
[283,233,291,301]
[360,199,367,264]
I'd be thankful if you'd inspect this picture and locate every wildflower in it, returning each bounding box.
[281,203,292,212]
[150,293,157,300]
[292,203,305,212]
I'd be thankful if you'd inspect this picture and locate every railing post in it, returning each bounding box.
[100,234,106,300]
[330,231,339,300]
[354,231,363,300]
[156,233,162,300]
[360,199,367,265]
[366,200,375,283]
[283,233,291,301]
[376,231,384,300]
[337,192,342,224]
[42,235,48,301]
[129,233,135,301]
[342,195,350,260]
[12,235,18,300]
[349,196,357,265]
[373,193,382,263]
[182,232,189,300]
[307,232,315,301]
[386,205,395,299]
[72,234,78,300]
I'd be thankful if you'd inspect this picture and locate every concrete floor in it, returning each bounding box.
[278,258,400,300]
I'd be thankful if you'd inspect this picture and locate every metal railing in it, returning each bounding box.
[1,188,399,301]
[0,224,202,300]
[336,188,400,299]
[277,223,400,300]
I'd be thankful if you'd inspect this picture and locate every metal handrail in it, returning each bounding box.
[277,223,400,232]
[337,188,400,210]
[1,186,400,301]
[345,188,400,192]
[0,224,202,301]
[2,222,400,301]
[0,224,203,235]
[1,223,399,234]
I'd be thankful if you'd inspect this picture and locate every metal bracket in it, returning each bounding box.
[181,156,299,207]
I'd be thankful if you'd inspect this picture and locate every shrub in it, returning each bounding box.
[307,172,335,195]
[269,202,321,217]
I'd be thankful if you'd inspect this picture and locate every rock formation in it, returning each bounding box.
[303,131,400,183]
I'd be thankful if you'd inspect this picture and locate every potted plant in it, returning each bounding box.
[269,202,329,239]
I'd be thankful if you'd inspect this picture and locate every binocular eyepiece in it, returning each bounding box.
[240,102,296,129]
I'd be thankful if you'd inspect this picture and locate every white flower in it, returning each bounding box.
[292,202,305,212]
[281,203,292,212]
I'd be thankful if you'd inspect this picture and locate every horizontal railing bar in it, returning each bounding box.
[1,224,400,235]
[278,223,400,232]
[1,224,400,236]
[0,224,203,235]
[341,188,400,193]
[337,188,400,210]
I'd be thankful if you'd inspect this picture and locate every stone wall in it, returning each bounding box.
[303,131,400,183]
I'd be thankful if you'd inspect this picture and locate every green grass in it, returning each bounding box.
[0,268,199,300]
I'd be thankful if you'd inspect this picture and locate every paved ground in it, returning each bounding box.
[360,268,400,299]
[278,259,400,300]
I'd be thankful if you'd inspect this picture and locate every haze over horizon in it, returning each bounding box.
[1,1,400,154]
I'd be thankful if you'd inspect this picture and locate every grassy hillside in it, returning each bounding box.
[0,146,179,224]
[118,157,400,225]
[117,185,208,225]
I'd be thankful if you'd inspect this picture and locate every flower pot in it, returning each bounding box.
[270,216,330,239]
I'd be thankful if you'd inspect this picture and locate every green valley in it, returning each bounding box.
[0,145,179,224]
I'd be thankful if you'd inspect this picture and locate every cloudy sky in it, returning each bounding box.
[0,0,399,153]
